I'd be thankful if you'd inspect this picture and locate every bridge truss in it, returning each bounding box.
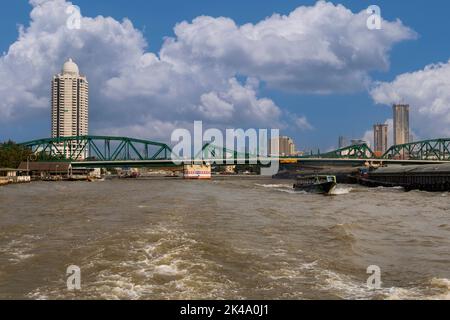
[382,138,450,161]
[20,136,260,163]
[19,136,450,164]
[20,136,173,161]
[310,143,375,159]
[198,143,259,162]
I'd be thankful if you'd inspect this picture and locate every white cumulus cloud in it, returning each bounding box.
[160,1,415,94]
[371,60,450,139]
[294,116,314,131]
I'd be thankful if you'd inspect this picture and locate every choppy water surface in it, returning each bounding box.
[0,178,449,300]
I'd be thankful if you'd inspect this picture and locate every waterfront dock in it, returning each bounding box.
[0,168,31,186]
[17,162,101,182]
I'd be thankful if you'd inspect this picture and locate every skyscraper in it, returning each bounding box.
[273,136,296,156]
[373,124,388,154]
[393,104,410,145]
[51,59,89,158]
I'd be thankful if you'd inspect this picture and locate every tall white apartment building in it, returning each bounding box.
[51,59,89,159]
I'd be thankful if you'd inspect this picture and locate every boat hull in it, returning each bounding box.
[293,181,337,195]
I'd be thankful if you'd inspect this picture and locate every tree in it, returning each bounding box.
[0,141,33,168]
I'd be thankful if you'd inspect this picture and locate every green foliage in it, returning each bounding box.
[0,140,33,168]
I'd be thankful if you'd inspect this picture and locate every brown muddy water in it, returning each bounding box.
[0,177,449,300]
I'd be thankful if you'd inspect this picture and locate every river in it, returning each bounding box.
[0,177,449,299]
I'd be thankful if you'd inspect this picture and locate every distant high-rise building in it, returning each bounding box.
[338,136,347,149]
[393,104,410,145]
[373,124,388,153]
[273,136,296,156]
[51,59,89,158]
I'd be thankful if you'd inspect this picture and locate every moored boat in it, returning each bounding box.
[293,175,337,195]
[183,163,212,180]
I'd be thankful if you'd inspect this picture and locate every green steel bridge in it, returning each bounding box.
[21,136,174,162]
[19,136,261,168]
[383,138,450,161]
[19,136,450,168]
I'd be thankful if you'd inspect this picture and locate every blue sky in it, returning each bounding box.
[1,0,449,151]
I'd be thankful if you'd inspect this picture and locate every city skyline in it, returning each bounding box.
[1,1,450,151]
[47,55,414,155]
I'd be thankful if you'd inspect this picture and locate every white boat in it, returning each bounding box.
[183,164,212,180]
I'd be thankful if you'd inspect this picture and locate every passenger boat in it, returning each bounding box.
[183,164,212,180]
[293,175,337,195]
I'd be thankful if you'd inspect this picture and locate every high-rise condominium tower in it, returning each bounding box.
[393,104,410,145]
[279,136,296,156]
[51,59,89,158]
[373,124,388,153]
[269,136,296,156]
